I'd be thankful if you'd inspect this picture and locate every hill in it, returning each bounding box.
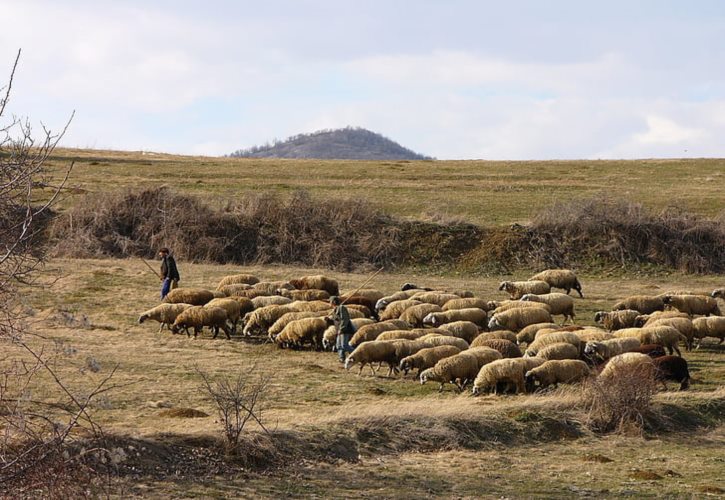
[228,127,432,160]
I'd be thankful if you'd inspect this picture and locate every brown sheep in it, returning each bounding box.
[289,275,339,296]
[528,269,583,297]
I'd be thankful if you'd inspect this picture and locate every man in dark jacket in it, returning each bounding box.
[159,247,180,299]
[330,296,355,363]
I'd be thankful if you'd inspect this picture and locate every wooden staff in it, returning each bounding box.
[340,267,384,305]
[140,257,161,279]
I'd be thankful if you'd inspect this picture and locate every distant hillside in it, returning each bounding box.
[228,127,433,160]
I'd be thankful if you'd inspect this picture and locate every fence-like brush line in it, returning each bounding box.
[49,187,725,274]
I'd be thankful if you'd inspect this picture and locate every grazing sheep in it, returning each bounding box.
[573,329,614,343]
[524,332,581,357]
[401,283,432,292]
[252,295,293,309]
[269,311,328,340]
[466,346,504,366]
[498,280,551,299]
[399,346,462,377]
[691,316,725,344]
[376,329,431,342]
[163,288,216,306]
[630,344,667,358]
[599,352,655,381]
[492,300,551,315]
[488,307,553,332]
[375,291,421,312]
[349,320,410,347]
[525,360,591,390]
[138,303,193,332]
[321,318,375,350]
[583,338,641,362]
[289,275,339,296]
[615,326,684,356]
[712,288,724,299]
[410,292,461,307]
[172,306,231,339]
[646,317,695,351]
[225,296,255,316]
[472,357,546,395]
[253,281,295,295]
[342,288,385,304]
[472,338,522,358]
[521,293,576,323]
[217,283,253,296]
[442,298,490,311]
[634,311,690,327]
[399,304,443,328]
[339,295,377,314]
[516,323,560,344]
[420,351,486,392]
[652,356,691,390]
[205,298,243,333]
[422,308,488,329]
[275,317,329,350]
[471,331,518,345]
[345,304,374,318]
[216,274,259,289]
[594,310,640,331]
[223,288,271,299]
[528,269,583,297]
[612,295,664,315]
[379,299,424,321]
[438,321,480,343]
[535,342,581,361]
[418,335,470,351]
[344,341,398,376]
[662,294,721,316]
[278,289,331,301]
[243,304,298,336]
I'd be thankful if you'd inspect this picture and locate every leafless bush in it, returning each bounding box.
[196,366,270,454]
[582,364,657,434]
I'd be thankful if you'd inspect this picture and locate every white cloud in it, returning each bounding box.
[634,115,705,145]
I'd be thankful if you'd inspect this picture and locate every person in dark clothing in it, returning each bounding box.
[159,247,180,299]
[329,296,355,363]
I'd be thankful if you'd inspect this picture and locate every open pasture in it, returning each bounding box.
[15,257,725,496]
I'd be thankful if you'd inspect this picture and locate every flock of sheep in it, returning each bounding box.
[137,269,725,395]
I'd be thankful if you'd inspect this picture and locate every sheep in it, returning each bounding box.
[205,298,243,333]
[437,321,480,343]
[163,288,216,306]
[652,356,691,390]
[253,281,295,295]
[399,345,462,377]
[634,310,689,327]
[172,306,231,339]
[712,288,724,299]
[471,338,522,358]
[525,360,591,390]
[612,295,664,315]
[594,310,640,331]
[410,292,461,307]
[275,317,329,350]
[349,320,410,347]
[399,304,443,328]
[344,341,398,376]
[535,342,581,361]
[401,283,432,292]
[616,326,684,356]
[342,288,385,304]
[521,293,575,323]
[289,275,339,296]
[278,289,330,301]
[691,316,725,344]
[516,323,560,344]
[375,291,421,312]
[378,299,423,321]
[598,352,655,381]
[251,295,293,309]
[492,300,551,315]
[630,344,666,358]
[419,352,485,392]
[442,298,490,311]
[472,357,545,395]
[471,331,518,345]
[662,294,721,316]
[138,303,193,332]
[376,329,431,342]
[573,329,614,343]
[583,338,642,362]
[528,269,583,297]
[217,283,253,296]
[339,295,377,314]
[524,332,581,357]
[321,318,375,351]
[269,311,328,340]
[422,308,487,329]
[216,274,259,289]
[419,335,470,351]
[488,307,553,332]
[287,300,333,313]
[498,280,551,299]
[223,288,273,299]
[646,317,695,351]
[243,304,299,336]
[225,296,255,316]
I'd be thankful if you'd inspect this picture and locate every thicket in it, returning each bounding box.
[50,187,725,274]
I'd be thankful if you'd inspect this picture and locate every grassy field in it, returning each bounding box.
[44,149,725,225]
[13,257,725,497]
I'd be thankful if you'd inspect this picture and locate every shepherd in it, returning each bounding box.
[159,247,180,299]
[330,296,355,363]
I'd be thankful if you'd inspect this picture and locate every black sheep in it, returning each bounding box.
[653,355,690,390]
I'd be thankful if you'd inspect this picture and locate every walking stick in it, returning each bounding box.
[340,267,384,305]
[140,257,162,279]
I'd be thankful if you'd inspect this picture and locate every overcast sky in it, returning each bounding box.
[2,1,725,159]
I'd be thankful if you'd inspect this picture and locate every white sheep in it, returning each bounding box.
[422,308,487,329]
[472,357,545,395]
[662,294,721,316]
[583,337,641,362]
[488,307,553,332]
[528,269,583,297]
[138,303,193,332]
[521,293,575,323]
[172,306,231,339]
[498,280,551,299]
[525,360,591,390]
[594,310,640,331]
[535,342,581,361]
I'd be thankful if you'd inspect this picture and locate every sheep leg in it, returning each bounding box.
[438,383,444,393]
[222,324,232,340]
[672,343,682,357]
[158,322,165,333]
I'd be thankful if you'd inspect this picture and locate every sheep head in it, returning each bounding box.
[594,311,605,324]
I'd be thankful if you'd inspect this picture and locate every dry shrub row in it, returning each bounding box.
[50,189,725,274]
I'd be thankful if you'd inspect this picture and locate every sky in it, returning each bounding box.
[1,0,725,159]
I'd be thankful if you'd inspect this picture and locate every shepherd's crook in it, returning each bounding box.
[140,257,161,279]
[340,267,384,305]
